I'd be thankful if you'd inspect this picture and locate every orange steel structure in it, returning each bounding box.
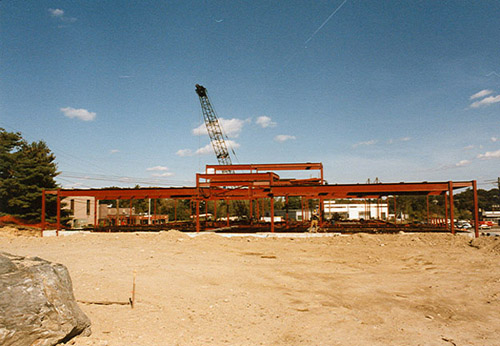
[41,162,480,237]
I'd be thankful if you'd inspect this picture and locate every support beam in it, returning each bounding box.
[174,199,177,222]
[449,181,455,235]
[426,195,430,224]
[94,198,98,228]
[393,196,397,224]
[473,180,479,238]
[445,193,449,230]
[213,200,217,224]
[56,190,61,236]
[116,199,120,226]
[41,189,46,237]
[270,196,275,233]
[196,200,200,233]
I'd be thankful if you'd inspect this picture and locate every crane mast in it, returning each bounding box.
[195,84,233,166]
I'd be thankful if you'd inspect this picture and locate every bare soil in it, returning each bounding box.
[1,229,499,345]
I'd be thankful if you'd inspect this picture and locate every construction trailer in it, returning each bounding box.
[42,162,480,237]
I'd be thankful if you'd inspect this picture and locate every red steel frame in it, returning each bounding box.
[41,162,479,237]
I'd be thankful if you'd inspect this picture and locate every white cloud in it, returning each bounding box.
[388,137,411,144]
[192,118,247,138]
[274,135,296,143]
[470,89,493,100]
[48,8,76,23]
[470,94,500,108]
[146,166,169,171]
[463,145,474,150]
[477,149,500,160]
[455,160,471,167]
[195,140,240,155]
[195,144,213,155]
[110,149,120,154]
[151,172,174,177]
[176,149,193,157]
[353,140,377,148]
[492,137,498,142]
[60,107,96,121]
[256,116,276,128]
[49,8,64,17]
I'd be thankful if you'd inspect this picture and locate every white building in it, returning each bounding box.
[296,200,389,221]
[62,196,96,228]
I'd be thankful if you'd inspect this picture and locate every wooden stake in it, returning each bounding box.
[131,270,136,309]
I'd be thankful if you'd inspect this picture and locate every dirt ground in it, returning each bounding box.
[1,229,500,346]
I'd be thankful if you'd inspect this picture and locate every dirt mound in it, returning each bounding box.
[158,229,191,240]
[469,236,500,255]
[0,225,40,237]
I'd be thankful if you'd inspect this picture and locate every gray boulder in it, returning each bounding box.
[0,252,91,346]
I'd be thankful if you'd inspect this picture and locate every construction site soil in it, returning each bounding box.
[1,227,499,346]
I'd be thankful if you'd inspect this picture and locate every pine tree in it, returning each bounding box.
[0,128,59,222]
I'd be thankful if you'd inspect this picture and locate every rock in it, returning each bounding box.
[0,252,91,346]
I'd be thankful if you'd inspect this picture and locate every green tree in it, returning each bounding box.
[0,128,59,222]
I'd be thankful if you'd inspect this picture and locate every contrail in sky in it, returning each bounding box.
[272,0,349,80]
[304,0,349,45]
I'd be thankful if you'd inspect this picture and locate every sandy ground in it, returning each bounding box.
[1,229,500,346]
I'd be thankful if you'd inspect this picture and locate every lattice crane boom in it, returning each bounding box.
[195,84,233,166]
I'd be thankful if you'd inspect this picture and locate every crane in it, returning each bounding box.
[195,84,235,166]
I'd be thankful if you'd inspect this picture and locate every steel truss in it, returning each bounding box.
[42,163,479,237]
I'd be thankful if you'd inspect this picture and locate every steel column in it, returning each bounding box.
[56,190,60,236]
[214,200,217,222]
[129,199,133,225]
[154,199,157,224]
[285,195,289,228]
[393,196,397,224]
[448,181,455,235]
[41,189,46,237]
[94,198,98,227]
[249,198,253,222]
[444,193,449,230]
[196,200,200,233]
[270,197,275,233]
[116,199,120,226]
[473,180,479,238]
[426,195,429,224]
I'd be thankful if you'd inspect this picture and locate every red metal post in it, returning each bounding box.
[249,198,253,222]
[154,199,157,225]
[449,181,455,235]
[94,198,98,228]
[116,199,120,226]
[174,199,177,221]
[319,197,324,226]
[196,200,200,233]
[376,198,380,219]
[285,195,289,228]
[393,196,397,224]
[270,197,275,233]
[56,190,60,236]
[129,199,133,225]
[41,189,46,237]
[473,180,479,238]
[444,193,449,230]
[213,200,217,223]
[204,200,208,226]
[256,198,260,221]
[426,195,429,224]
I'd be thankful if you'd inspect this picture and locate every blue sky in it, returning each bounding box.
[1,1,499,189]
